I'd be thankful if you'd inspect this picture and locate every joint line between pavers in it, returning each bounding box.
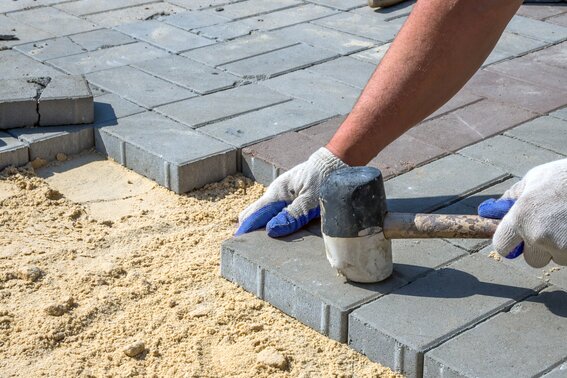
[320,303,330,336]
[256,266,265,300]
[164,161,171,190]
[194,42,302,68]
[503,133,567,158]
[70,1,163,17]
[227,3,305,21]
[119,141,126,165]
[312,22,392,44]
[393,341,405,373]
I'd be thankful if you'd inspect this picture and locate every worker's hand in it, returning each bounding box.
[478,159,567,268]
[236,147,348,238]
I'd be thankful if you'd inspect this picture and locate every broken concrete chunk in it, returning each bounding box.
[0,78,40,129]
[39,75,94,126]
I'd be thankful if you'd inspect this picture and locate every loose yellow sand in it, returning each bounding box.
[0,153,400,378]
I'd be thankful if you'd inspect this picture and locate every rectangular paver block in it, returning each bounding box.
[162,10,231,30]
[485,31,549,66]
[313,12,400,43]
[0,15,53,49]
[351,43,391,64]
[0,78,40,129]
[68,28,136,51]
[155,84,289,128]
[39,75,94,126]
[304,0,366,11]
[202,0,300,20]
[55,0,157,17]
[349,254,544,378]
[194,20,256,41]
[506,15,567,43]
[8,125,93,161]
[551,106,567,121]
[504,115,567,155]
[85,3,186,28]
[93,94,145,124]
[306,56,376,89]
[487,55,567,92]
[0,132,29,170]
[424,287,567,378]
[7,7,98,37]
[14,37,86,62]
[241,4,338,31]
[0,50,62,80]
[95,112,236,193]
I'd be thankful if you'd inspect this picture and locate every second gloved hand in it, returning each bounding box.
[236,147,348,238]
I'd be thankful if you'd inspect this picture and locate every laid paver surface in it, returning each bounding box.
[2,2,567,376]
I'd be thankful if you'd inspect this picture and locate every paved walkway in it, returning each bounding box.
[1,1,567,376]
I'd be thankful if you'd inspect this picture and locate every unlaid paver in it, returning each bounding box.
[0,132,28,170]
[7,7,98,37]
[86,66,197,108]
[407,100,537,152]
[199,99,337,149]
[202,0,300,20]
[182,33,296,67]
[85,3,186,27]
[459,134,565,177]
[488,54,567,91]
[220,43,338,79]
[115,20,215,53]
[14,38,87,62]
[162,10,231,30]
[506,15,567,43]
[8,125,93,161]
[46,42,169,75]
[241,4,338,31]
[95,112,236,193]
[0,50,62,80]
[133,55,238,95]
[383,153,508,213]
[39,75,94,126]
[349,254,544,378]
[424,287,567,378]
[54,0,156,17]
[222,230,468,343]
[93,94,145,124]
[155,84,289,128]
[0,78,40,129]
[268,23,375,55]
[313,12,400,43]
[262,70,361,115]
[306,56,376,89]
[505,116,567,155]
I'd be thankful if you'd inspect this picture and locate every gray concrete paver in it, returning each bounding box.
[547,11,567,27]
[0,78,40,129]
[0,50,62,80]
[54,0,157,17]
[202,0,301,20]
[304,0,366,11]
[7,7,98,37]
[517,3,567,20]
[306,56,376,89]
[506,14,567,43]
[526,41,567,70]
[68,28,137,51]
[488,54,567,91]
[350,43,391,64]
[241,4,338,31]
[39,75,94,126]
[485,31,549,66]
[162,10,231,30]
[551,106,567,121]
[194,20,256,41]
[352,0,415,21]
[85,3,187,28]
[14,38,87,62]
[0,15,54,49]
[0,0,69,13]
[165,0,238,11]
[0,132,28,170]
[313,12,401,42]
[93,94,145,124]
[505,116,567,155]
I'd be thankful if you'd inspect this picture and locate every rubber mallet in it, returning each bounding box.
[319,167,499,283]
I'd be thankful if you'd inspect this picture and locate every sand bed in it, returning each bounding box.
[0,153,399,377]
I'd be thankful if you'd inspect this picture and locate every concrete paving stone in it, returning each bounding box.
[424,287,567,378]
[0,0,69,13]
[241,4,338,31]
[14,37,87,62]
[155,84,289,128]
[0,15,54,49]
[202,0,301,20]
[85,3,186,28]
[133,55,238,95]
[93,94,145,124]
[95,112,236,193]
[384,154,508,213]
[47,42,169,75]
[306,56,376,89]
[199,99,337,149]
[459,134,565,177]
[543,363,567,378]
[0,50,62,80]
[68,28,137,51]
[506,15,567,43]
[0,132,28,170]
[485,31,549,65]
[425,90,482,121]
[304,0,366,11]
[182,33,296,67]
[86,66,196,109]
[38,75,94,126]
[481,49,511,67]
[166,0,238,10]
[408,100,537,152]
[0,78,40,129]
[526,41,567,70]
[550,106,567,121]
[547,11,567,27]
[262,70,362,115]
[517,3,567,20]
[488,55,567,92]
[55,0,157,17]
[7,7,98,37]
[463,69,567,113]
[349,254,544,378]
[352,0,415,21]
[268,23,375,55]
[162,10,231,30]
[222,230,464,343]
[220,43,338,79]
[296,114,345,144]
[505,116,567,155]
[350,43,391,64]
[241,132,322,185]
[313,12,400,43]
[194,20,257,41]
[115,20,215,53]
[8,125,93,161]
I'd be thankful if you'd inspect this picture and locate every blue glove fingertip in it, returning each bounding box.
[235,201,288,236]
[478,198,516,219]
[266,207,320,238]
[504,241,524,259]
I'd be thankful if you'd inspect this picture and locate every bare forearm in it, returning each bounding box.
[327,0,522,166]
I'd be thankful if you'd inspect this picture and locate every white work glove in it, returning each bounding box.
[478,159,567,268]
[236,147,348,237]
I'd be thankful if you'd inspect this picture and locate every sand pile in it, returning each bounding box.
[0,155,400,377]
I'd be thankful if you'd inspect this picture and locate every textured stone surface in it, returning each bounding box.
[350,43,391,64]
[313,12,400,42]
[424,288,567,378]
[0,78,40,129]
[95,112,236,193]
[69,28,136,51]
[54,0,156,16]
[39,75,94,126]
[505,116,567,155]
[195,20,256,41]
[0,132,29,170]
[84,3,186,27]
[155,85,289,128]
[0,50,62,80]
[349,254,544,378]
[0,15,53,49]
[162,10,231,30]
[14,37,86,62]
[506,15,567,43]
[201,0,300,20]
[7,7,98,37]
[307,56,376,89]
[241,4,337,31]
[86,66,196,108]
